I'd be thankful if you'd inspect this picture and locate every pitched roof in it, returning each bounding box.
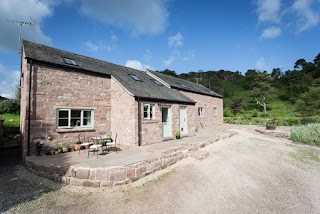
[23,40,195,104]
[148,70,223,98]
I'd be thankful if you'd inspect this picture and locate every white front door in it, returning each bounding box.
[179,107,187,134]
[162,107,171,137]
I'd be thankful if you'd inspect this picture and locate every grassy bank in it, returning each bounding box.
[0,113,20,139]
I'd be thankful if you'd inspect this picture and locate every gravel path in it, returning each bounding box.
[1,126,320,214]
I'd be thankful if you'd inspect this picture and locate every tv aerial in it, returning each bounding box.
[7,17,37,53]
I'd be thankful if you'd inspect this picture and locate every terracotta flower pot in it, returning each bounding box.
[74,143,81,151]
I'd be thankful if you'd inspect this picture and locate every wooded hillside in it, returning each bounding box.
[158,53,320,118]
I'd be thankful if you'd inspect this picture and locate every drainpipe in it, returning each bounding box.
[137,98,141,146]
[27,59,33,156]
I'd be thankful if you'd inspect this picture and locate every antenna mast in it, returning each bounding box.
[7,18,36,53]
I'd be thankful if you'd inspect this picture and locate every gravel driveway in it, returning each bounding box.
[1,125,320,214]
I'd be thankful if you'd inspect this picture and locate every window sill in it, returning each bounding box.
[142,120,158,124]
[56,128,95,133]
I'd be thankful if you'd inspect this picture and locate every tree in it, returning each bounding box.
[244,69,258,90]
[158,69,177,77]
[271,68,282,79]
[250,72,274,114]
[230,97,245,116]
[294,58,306,70]
[295,87,320,115]
[314,53,320,67]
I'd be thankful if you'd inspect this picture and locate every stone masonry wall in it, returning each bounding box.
[180,91,223,129]
[110,78,137,147]
[20,58,111,156]
[140,102,196,145]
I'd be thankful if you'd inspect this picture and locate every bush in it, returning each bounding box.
[0,99,20,114]
[290,123,320,146]
[300,117,318,125]
[223,109,233,117]
[251,110,258,117]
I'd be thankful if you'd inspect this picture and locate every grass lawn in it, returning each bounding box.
[0,113,20,139]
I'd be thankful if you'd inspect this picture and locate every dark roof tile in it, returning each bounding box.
[23,40,195,104]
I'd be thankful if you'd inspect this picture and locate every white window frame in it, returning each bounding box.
[144,104,155,120]
[198,107,204,117]
[213,107,218,116]
[57,109,94,128]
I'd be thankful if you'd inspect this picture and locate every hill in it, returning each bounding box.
[158,53,320,119]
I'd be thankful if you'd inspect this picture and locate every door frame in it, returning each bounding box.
[161,107,171,137]
[179,106,187,135]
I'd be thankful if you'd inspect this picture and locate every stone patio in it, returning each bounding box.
[25,125,237,187]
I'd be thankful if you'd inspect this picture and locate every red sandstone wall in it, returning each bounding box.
[140,102,196,145]
[110,78,137,147]
[20,59,111,156]
[180,91,223,129]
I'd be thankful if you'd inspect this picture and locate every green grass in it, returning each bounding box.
[0,113,20,139]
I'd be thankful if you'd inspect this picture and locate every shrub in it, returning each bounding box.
[0,99,20,114]
[300,117,318,125]
[251,110,258,117]
[223,109,233,117]
[290,123,320,146]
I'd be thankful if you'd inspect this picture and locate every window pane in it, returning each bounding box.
[71,110,81,117]
[58,119,68,127]
[83,111,91,117]
[70,119,81,127]
[144,105,148,118]
[83,118,92,126]
[150,105,153,119]
[59,110,69,118]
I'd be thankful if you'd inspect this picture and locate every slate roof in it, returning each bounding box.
[23,40,195,104]
[148,70,223,98]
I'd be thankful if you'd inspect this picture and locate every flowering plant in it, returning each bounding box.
[33,138,44,144]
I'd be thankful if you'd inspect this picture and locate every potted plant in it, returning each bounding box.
[33,138,44,156]
[175,131,181,139]
[266,118,278,130]
[73,134,82,151]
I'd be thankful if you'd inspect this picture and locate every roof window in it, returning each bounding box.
[62,57,77,65]
[177,82,188,89]
[129,74,142,81]
[151,79,163,86]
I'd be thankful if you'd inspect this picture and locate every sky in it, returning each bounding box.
[0,0,319,98]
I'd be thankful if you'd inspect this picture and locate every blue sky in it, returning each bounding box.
[0,0,319,98]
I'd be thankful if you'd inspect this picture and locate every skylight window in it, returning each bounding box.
[62,57,77,65]
[177,82,188,89]
[129,74,142,81]
[151,79,163,86]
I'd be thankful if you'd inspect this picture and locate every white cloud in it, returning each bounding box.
[259,26,281,39]
[256,57,267,71]
[163,56,175,67]
[125,60,154,71]
[256,0,281,23]
[255,0,320,38]
[168,32,184,47]
[163,50,195,67]
[79,0,168,35]
[83,34,118,52]
[0,64,20,99]
[292,0,320,31]
[0,0,54,52]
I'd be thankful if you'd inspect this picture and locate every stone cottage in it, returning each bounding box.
[20,40,223,157]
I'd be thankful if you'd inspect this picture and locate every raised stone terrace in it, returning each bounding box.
[25,125,237,187]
